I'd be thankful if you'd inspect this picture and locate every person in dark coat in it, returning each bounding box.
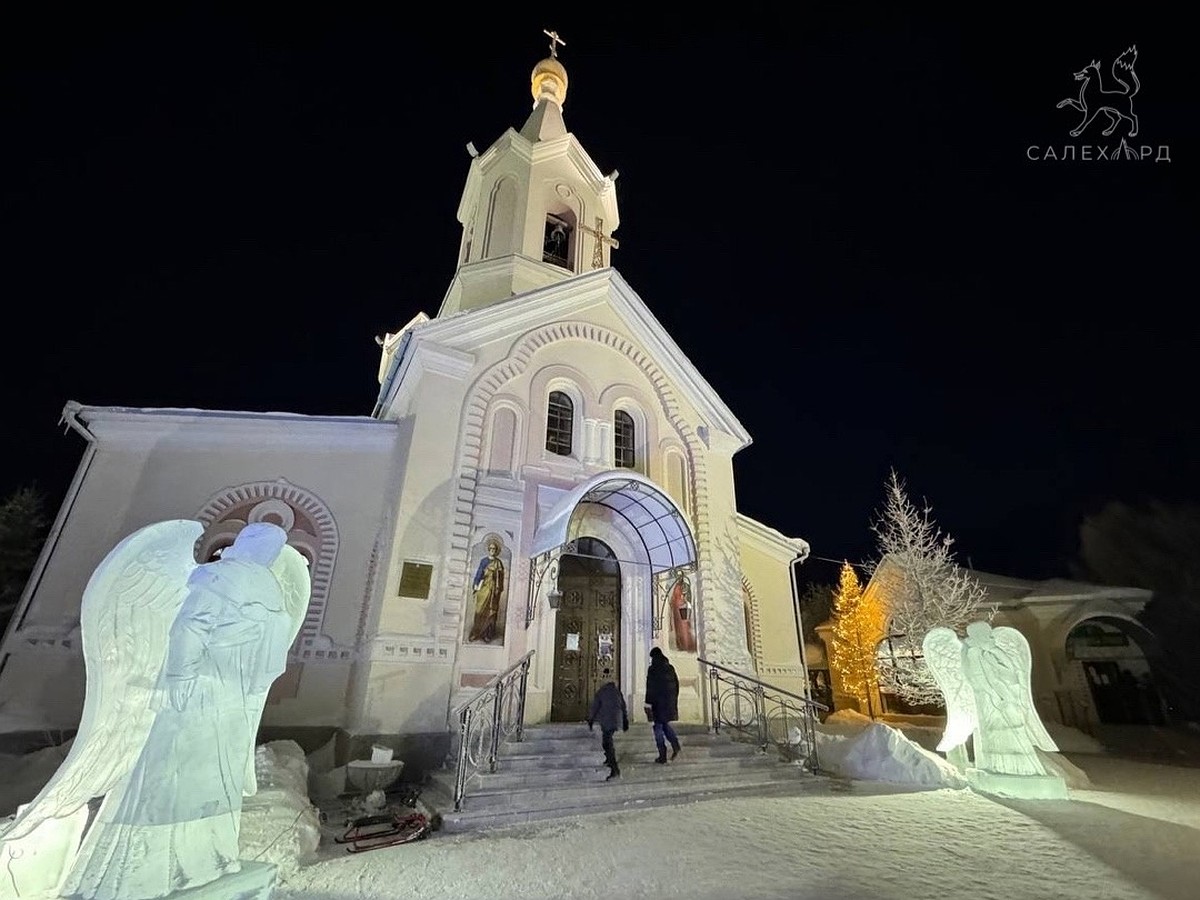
[587,668,629,780]
[644,647,681,763]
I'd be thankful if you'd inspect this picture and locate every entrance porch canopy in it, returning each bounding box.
[531,472,696,574]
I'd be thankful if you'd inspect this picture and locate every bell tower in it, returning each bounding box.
[438,31,620,318]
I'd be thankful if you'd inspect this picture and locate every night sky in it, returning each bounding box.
[4,7,1195,588]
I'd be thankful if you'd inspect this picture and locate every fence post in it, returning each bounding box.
[454,707,472,811]
[489,680,504,774]
[515,656,530,743]
[755,684,768,752]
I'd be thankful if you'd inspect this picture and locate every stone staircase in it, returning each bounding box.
[420,722,823,833]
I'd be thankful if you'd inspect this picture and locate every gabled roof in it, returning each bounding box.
[736,512,810,561]
[863,554,1152,609]
[386,267,752,449]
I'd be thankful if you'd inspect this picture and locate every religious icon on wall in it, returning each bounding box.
[467,534,509,644]
[670,573,697,653]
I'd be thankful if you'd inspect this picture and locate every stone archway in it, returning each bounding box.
[1064,615,1165,726]
[528,472,699,723]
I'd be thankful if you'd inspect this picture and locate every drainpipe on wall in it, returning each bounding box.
[0,402,99,676]
[789,550,813,705]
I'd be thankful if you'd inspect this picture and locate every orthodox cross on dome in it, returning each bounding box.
[543,29,566,59]
[578,216,619,269]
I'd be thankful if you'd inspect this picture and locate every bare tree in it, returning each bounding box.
[867,470,993,705]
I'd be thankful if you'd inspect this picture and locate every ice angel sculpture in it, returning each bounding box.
[923,621,1067,799]
[0,520,310,899]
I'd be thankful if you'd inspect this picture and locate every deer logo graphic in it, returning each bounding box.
[1056,45,1140,137]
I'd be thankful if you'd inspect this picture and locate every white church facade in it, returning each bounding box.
[0,45,812,774]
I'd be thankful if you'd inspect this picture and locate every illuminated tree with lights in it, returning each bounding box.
[829,560,884,718]
[868,469,994,706]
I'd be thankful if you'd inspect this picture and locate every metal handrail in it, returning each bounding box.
[450,650,534,811]
[698,656,827,773]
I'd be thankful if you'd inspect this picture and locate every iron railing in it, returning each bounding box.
[449,650,534,811]
[699,657,827,773]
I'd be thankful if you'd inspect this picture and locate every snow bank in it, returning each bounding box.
[239,740,322,878]
[817,721,967,788]
[1043,720,1106,753]
[813,713,1095,791]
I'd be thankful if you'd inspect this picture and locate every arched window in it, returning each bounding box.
[546,391,574,455]
[614,409,635,468]
[543,213,574,270]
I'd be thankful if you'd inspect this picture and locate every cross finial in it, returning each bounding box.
[543,29,565,59]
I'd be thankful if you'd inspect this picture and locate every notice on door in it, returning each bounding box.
[565,632,580,651]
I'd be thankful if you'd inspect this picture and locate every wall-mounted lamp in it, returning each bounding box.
[526,542,573,627]
[653,569,693,632]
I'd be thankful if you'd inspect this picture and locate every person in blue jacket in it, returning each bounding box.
[644,647,681,763]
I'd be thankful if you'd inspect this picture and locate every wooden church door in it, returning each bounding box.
[550,540,621,722]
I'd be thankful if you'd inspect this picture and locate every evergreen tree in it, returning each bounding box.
[829,561,884,717]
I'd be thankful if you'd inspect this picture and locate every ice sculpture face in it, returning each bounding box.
[924,621,1066,800]
[0,519,311,899]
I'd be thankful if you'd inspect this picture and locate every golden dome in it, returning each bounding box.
[531,56,568,107]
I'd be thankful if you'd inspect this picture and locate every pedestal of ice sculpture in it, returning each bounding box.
[967,768,1068,801]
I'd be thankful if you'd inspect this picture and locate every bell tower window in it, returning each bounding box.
[543,214,573,270]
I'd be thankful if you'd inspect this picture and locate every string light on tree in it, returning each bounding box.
[830,560,885,719]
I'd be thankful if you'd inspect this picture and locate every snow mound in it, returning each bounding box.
[823,709,874,731]
[819,722,967,789]
[238,740,321,878]
[1036,748,1093,789]
[1043,720,1106,754]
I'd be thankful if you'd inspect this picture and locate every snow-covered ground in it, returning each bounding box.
[276,713,1200,900]
[4,715,1198,900]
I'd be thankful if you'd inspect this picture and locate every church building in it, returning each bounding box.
[0,40,812,773]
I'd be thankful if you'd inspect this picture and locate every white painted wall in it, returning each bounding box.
[0,410,405,733]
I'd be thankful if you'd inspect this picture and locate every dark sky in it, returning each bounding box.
[3,7,1195,588]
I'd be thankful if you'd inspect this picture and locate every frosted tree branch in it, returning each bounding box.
[868,470,994,705]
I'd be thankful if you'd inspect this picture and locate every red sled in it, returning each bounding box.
[336,811,431,852]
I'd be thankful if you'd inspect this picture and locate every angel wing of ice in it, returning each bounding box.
[922,627,977,753]
[3,520,204,845]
